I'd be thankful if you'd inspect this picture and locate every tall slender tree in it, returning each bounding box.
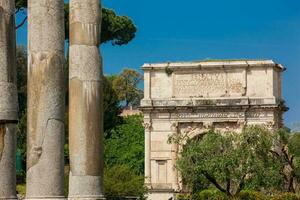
[26,0,65,199]
[0,1,18,199]
[68,0,105,199]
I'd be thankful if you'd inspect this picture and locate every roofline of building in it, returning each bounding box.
[142,59,286,71]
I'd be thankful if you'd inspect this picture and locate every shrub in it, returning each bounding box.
[176,194,191,200]
[191,189,229,200]
[237,190,266,200]
[177,191,228,200]
[271,193,300,200]
[177,191,300,200]
[104,165,147,200]
[16,184,26,196]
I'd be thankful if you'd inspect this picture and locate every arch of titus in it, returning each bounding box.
[140,60,287,200]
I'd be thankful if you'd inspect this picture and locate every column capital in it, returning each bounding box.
[170,122,178,132]
[143,122,152,131]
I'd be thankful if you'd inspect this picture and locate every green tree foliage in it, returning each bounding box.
[270,129,300,192]
[15,0,137,46]
[104,115,146,199]
[101,8,137,45]
[15,0,26,22]
[16,46,27,166]
[112,69,143,107]
[177,190,300,200]
[104,165,147,200]
[16,0,26,9]
[104,115,144,174]
[288,133,300,185]
[16,46,27,116]
[16,111,26,156]
[103,76,122,131]
[170,126,282,196]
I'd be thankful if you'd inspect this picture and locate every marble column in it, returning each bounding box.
[170,122,179,191]
[26,0,65,199]
[0,1,18,199]
[68,0,105,199]
[144,121,152,187]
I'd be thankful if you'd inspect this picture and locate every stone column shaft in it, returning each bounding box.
[144,122,152,186]
[68,0,104,199]
[171,123,179,191]
[0,1,18,199]
[26,0,65,199]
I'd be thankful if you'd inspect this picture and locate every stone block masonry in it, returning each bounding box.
[140,60,287,200]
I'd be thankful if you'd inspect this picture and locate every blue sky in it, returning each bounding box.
[16,0,300,128]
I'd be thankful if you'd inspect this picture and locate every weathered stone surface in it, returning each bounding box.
[69,0,101,25]
[68,0,105,199]
[69,79,102,176]
[68,173,104,199]
[0,1,18,122]
[0,1,14,15]
[69,45,102,81]
[69,0,101,46]
[144,121,152,186]
[0,13,15,83]
[173,71,245,97]
[142,60,284,100]
[26,119,65,196]
[0,124,17,199]
[0,83,18,121]
[70,23,100,46]
[28,0,65,53]
[140,60,287,200]
[0,1,18,199]
[26,0,65,199]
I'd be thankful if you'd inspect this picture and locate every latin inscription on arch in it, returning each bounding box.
[173,71,245,97]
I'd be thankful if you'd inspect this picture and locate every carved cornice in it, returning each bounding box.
[140,98,282,111]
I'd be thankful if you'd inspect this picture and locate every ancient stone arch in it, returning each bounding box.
[140,60,287,200]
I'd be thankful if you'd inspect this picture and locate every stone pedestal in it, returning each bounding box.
[26,0,65,199]
[0,1,18,199]
[68,0,105,199]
